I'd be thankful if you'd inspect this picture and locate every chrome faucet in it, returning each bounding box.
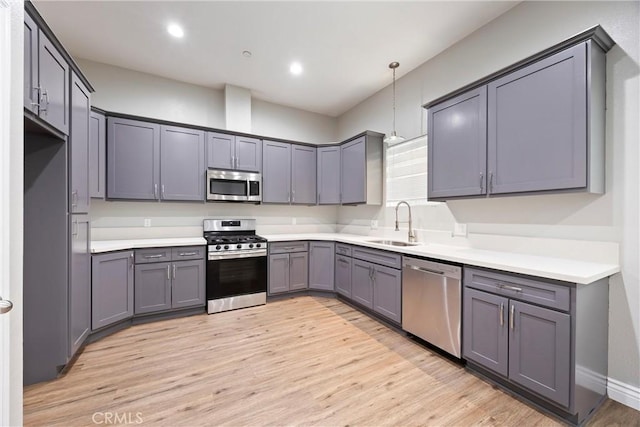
[395,200,416,242]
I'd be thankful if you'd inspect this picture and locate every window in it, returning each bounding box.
[385,135,430,207]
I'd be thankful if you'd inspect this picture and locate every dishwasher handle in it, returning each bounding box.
[407,264,444,275]
[403,257,461,280]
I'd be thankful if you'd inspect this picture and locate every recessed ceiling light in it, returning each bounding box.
[167,23,184,38]
[242,50,252,58]
[289,61,303,76]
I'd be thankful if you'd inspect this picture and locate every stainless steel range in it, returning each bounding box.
[204,219,268,314]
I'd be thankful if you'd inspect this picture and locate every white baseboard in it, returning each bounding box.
[608,377,640,411]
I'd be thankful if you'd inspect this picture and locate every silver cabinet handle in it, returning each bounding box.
[144,254,165,259]
[0,296,14,315]
[30,86,41,108]
[72,219,78,237]
[292,190,295,203]
[154,184,158,199]
[130,252,134,269]
[173,264,176,279]
[500,303,504,327]
[499,283,522,292]
[40,89,49,114]
[167,265,170,280]
[480,172,484,193]
[488,171,494,193]
[178,252,198,256]
[510,305,515,330]
[71,190,78,208]
[287,191,291,203]
[161,184,165,199]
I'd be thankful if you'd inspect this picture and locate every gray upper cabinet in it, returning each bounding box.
[335,254,352,298]
[340,134,383,205]
[160,125,205,201]
[24,12,39,115]
[463,287,509,376]
[135,262,172,314]
[107,117,160,200]
[291,145,317,205]
[89,111,106,198]
[317,146,341,204]
[69,215,90,357]
[351,259,374,309]
[92,251,134,330]
[37,31,69,135]
[70,73,90,213]
[207,132,262,172]
[372,264,401,324]
[262,140,291,203]
[428,87,487,199]
[171,260,205,309]
[309,241,334,291]
[487,43,588,195]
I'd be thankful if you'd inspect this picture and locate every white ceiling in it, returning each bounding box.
[34,1,518,117]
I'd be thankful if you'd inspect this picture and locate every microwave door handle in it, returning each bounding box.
[246,179,251,201]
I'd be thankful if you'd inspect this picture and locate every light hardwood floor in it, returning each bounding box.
[24,296,639,426]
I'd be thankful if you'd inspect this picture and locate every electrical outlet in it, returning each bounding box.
[292,218,297,225]
[144,218,151,227]
[453,223,467,237]
[370,220,378,230]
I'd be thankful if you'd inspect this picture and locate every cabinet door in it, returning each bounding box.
[262,141,291,203]
[92,251,134,330]
[341,137,366,204]
[317,146,341,204]
[309,242,334,291]
[24,13,39,114]
[372,264,401,323]
[235,136,262,172]
[89,111,106,198]
[38,31,69,134]
[134,262,172,314]
[70,73,91,213]
[171,260,205,309]
[335,255,352,298]
[488,43,587,194]
[428,86,487,199]
[509,300,571,407]
[291,145,317,204]
[69,215,90,356]
[160,125,205,201]
[207,132,234,170]
[463,288,508,377]
[351,259,373,309]
[268,254,290,294]
[107,117,160,200]
[289,252,309,291]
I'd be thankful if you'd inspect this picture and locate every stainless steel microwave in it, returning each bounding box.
[206,169,261,202]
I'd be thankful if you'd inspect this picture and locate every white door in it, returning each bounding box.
[1,1,24,425]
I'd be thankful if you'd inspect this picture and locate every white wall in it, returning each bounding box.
[337,0,640,400]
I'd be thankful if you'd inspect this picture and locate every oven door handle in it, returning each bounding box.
[208,251,267,261]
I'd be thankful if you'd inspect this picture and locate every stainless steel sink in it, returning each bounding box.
[367,239,419,247]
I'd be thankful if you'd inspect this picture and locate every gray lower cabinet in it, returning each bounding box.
[268,242,309,294]
[107,117,160,200]
[309,241,335,291]
[89,111,106,198]
[69,215,90,357]
[92,251,134,330]
[462,266,606,422]
[351,259,374,309]
[371,264,402,324]
[134,247,206,314]
[262,141,291,203]
[291,145,317,204]
[159,125,205,201]
[207,132,262,172]
[317,146,341,204]
[334,254,352,297]
[70,72,90,213]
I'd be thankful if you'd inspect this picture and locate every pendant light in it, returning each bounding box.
[383,61,405,145]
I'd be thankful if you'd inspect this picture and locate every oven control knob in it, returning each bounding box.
[236,244,242,249]
[215,245,221,250]
[256,243,261,248]
[249,244,254,248]
[224,245,229,250]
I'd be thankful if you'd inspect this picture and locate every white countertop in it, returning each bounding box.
[263,233,619,285]
[91,237,207,254]
[91,233,619,285]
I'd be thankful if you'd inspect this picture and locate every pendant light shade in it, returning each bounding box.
[384,61,405,145]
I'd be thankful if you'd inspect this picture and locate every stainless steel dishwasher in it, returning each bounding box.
[402,257,462,358]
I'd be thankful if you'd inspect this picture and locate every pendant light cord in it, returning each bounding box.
[392,66,397,134]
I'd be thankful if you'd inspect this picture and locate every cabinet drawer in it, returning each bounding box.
[135,248,172,264]
[269,241,308,254]
[171,246,205,261]
[352,246,402,269]
[335,243,352,257]
[464,267,570,311]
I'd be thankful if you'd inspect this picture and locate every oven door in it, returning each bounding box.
[206,253,267,301]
